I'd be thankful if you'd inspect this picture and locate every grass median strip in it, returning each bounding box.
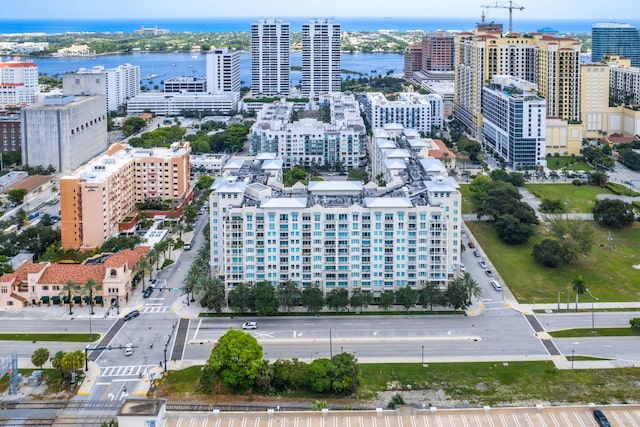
[549,328,640,338]
[0,333,100,342]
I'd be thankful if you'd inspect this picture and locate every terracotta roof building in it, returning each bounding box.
[0,247,148,309]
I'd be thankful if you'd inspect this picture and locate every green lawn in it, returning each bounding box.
[465,221,640,303]
[550,328,640,338]
[458,184,474,214]
[525,184,611,213]
[0,333,100,342]
[546,156,593,171]
[360,361,640,405]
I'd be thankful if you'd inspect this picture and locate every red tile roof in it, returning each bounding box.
[0,263,47,283]
[38,264,105,285]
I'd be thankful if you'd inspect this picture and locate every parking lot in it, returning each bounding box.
[163,405,637,427]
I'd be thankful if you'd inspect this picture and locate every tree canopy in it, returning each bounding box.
[592,199,636,229]
[202,330,263,389]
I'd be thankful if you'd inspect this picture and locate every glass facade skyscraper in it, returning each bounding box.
[592,23,640,67]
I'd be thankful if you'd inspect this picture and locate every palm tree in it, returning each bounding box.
[147,247,161,272]
[462,273,482,304]
[572,276,587,312]
[82,278,102,315]
[135,257,152,292]
[173,221,186,241]
[60,280,78,315]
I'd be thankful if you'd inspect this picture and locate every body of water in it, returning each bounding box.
[0,17,634,35]
[6,52,405,89]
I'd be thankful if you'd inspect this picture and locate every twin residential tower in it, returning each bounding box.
[251,18,341,97]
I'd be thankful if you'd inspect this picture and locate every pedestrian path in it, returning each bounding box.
[141,305,171,313]
[100,365,150,378]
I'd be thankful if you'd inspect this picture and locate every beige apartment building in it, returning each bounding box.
[454,30,580,141]
[60,141,191,250]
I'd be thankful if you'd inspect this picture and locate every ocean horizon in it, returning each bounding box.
[1,17,637,35]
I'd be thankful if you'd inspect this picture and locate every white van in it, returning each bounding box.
[490,280,502,291]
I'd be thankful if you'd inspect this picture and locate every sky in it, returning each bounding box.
[1,0,635,21]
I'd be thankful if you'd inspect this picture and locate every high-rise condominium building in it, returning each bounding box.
[62,63,140,114]
[421,32,455,72]
[301,19,341,97]
[251,19,290,97]
[454,30,580,140]
[209,146,461,295]
[592,23,640,67]
[21,95,107,173]
[59,141,191,249]
[0,58,39,108]
[482,76,546,169]
[206,48,241,94]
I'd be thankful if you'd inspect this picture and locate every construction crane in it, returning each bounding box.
[481,1,524,34]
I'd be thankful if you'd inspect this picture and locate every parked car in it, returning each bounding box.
[478,260,487,269]
[143,287,153,298]
[473,250,481,258]
[149,279,159,289]
[593,409,611,427]
[242,321,258,330]
[490,280,502,291]
[485,269,494,277]
[123,310,140,321]
[467,241,475,249]
[460,264,466,273]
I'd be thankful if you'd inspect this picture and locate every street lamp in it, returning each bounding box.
[421,345,424,365]
[585,288,599,331]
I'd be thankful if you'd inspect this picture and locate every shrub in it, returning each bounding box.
[387,393,405,409]
[631,318,640,330]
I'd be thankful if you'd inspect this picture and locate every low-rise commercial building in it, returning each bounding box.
[126,92,238,115]
[0,248,148,310]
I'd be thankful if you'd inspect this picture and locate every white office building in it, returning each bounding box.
[301,19,341,97]
[206,48,241,94]
[62,63,140,114]
[21,95,108,173]
[209,155,461,295]
[126,92,238,115]
[251,19,290,97]
[482,76,546,169]
[250,94,366,169]
[363,92,444,134]
[0,58,39,108]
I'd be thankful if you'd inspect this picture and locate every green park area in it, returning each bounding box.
[525,183,613,213]
[545,156,594,171]
[465,221,640,303]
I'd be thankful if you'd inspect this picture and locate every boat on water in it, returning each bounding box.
[145,73,166,80]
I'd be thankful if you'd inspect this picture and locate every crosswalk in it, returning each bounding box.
[141,305,170,313]
[100,365,150,377]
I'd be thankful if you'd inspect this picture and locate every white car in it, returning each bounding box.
[124,343,133,356]
[460,264,466,272]
[242,321,258,330]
